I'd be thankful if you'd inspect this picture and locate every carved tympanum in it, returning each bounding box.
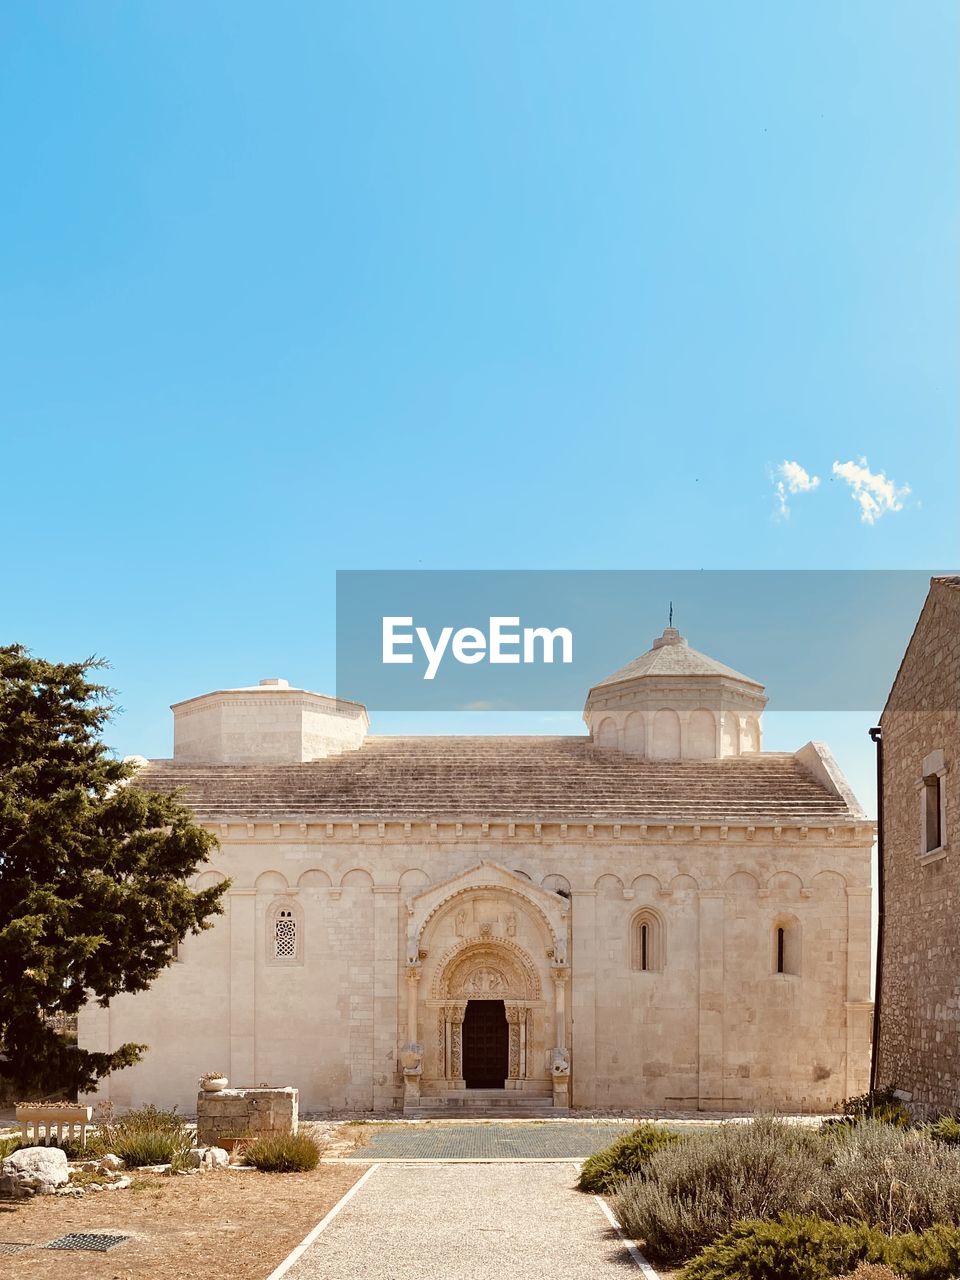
[462,966,507,996]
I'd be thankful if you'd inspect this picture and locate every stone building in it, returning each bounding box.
[875,576,960,1115]
[80,627,874,1115]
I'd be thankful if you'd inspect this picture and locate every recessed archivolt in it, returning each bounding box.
[430,937,542,1001]
[767,871,804,894]
[595,873,625,897]
[297,868,332,889]
[413,879,562,954]
[725,870,760,893]
[399,867,430,890]
[341,867,374,887]
[254,870,289,892]
[811,870,848,892]
[193,869,228,892]
[669,873,699,893]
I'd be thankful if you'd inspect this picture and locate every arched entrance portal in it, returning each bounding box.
[427,939,543,1095]
[462,999,508,1088]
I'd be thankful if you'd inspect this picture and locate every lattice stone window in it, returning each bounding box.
[276,911,296,958]
[267,900,304,965]
[630,910,664,972]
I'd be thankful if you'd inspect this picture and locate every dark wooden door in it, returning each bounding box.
[462,999,508,1088]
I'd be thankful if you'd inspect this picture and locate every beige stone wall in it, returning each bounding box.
[81,820,872,1114]
[877,581,960,1115]
[172,683,368,763]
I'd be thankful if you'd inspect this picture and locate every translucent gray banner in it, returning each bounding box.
[335,570,948,712]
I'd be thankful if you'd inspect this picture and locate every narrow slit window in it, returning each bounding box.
[630,911,663,971]
[773,918,800,976]
[925,774,943,852]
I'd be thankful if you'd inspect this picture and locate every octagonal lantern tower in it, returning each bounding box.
[583,626,767,760]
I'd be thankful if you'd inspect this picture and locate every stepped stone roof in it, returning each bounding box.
[134,735,857,825]
[591,627,763,691]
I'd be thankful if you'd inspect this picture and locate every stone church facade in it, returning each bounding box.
[80,627,874,1114]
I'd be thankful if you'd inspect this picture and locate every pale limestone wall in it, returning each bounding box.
[877,580,960,1115]
[585,695,765,760]
[81,822,872,1115]
[172,682,367,763]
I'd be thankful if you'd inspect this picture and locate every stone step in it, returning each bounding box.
[407,1089,559,1117]
[407,1109,570,1119]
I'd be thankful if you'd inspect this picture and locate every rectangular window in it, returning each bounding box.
[921,750,947,858]
[925,774,943,853]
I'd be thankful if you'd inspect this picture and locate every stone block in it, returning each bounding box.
[196,1086,298,1145]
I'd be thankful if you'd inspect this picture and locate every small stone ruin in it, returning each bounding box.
[196,1085,298,1147]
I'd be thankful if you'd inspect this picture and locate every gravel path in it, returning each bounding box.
[282,1162,644,1279]
[356,1119,642,1159]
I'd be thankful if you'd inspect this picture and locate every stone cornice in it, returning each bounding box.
[206,816,875,847]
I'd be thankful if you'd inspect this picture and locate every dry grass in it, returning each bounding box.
[0,1163,363,1280]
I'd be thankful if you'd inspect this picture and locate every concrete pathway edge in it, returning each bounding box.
[594,1195,662,1279]
[263,1163,381,1280]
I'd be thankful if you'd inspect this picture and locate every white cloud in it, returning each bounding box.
[831,457,910,525]
[772,459,820,518]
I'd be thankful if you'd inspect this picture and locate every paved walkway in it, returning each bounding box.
[356,1119,640,1159]
[281,1162,645,1279]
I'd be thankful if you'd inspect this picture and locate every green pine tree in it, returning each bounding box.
[0,645,228,1097]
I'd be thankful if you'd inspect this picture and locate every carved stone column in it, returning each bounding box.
[404,963,421,1044]
[550,966,570,1109]
[447,1002,466,1091]
[399,964,423,1111]
[505,1003,525,1087]
[552,964,570,1049]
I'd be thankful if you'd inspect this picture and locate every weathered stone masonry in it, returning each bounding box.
[877,576,960,1116]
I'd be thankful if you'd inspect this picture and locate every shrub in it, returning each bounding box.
[836,1267,905,1280]
[53,1133,105,1159]
[839,1086,911,1128]
[815,1122,960,1235]
[884,1224,960,1280]
[578,1124,683,1193]
[612,1118,823,1263]
[244,1131,322,1172]
[678,1216,960,1280]
[100,1104,191,1168]
[928,1114,960,1146]
[677,1216,884,1280]
[0,1134,20,1160]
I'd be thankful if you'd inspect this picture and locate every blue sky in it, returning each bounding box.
[1,3,957,814]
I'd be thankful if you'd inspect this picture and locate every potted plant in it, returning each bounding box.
[199,1071,228,1093]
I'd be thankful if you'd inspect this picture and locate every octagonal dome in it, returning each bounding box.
[583,627,767,760]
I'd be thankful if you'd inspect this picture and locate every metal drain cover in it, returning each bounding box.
[45,1233,129,1252]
